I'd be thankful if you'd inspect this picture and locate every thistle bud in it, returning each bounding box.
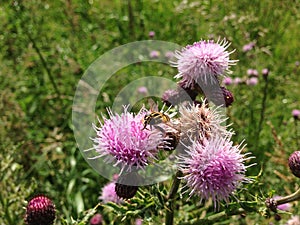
[115,172,140,199]
[221,87,234,107]
[274,214,281,221]
[25,195,56,225]
[210,86,234,107]
[115,183,139,199]
[288,151,300,178]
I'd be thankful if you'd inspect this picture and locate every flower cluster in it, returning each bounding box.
[90,38,253,208]
[171,38,253,207]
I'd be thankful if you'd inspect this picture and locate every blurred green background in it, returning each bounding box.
[0,0,299,224]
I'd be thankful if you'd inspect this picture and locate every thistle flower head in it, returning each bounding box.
[90,213,103,225]
[179,101,231,142]
[285,215,300,225]
[178,136,251,207]
[292,109,300,120]
[92,106,164,172]
[99,182,122,204]
[25,195,56,225]
[172,38,237,88]
[288,151,300,178]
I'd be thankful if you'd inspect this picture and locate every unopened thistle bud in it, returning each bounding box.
[221,86,234,107]
[115,172,140,199]
[25,195,56,225]
[289,151,300,178]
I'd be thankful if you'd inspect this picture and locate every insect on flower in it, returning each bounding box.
[142,98,171,130]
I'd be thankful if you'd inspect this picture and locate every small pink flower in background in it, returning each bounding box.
[137,86,148,95]
[295,61,300,67]
[165,51,174,59]
[99,182,122,204]
[246,77,258,86]
[247,69,254,76]
[233,77,242,85]
[242,42,255,52]
[285,215,300,225]
[161,89,180,106]
[262,68,269,77]
[292,109,300,120]
[90,213,103,225]
[135,218,143,225]
[172,38,237,88]
[148,31,155,38]
[112,173,119,181]
[178,135,252,207]
[273,196,291,211]
[150,50,160,58]
[91,106,164,172]
[252,69,258,77]
[223,77,233,86]
[247,69,258,77]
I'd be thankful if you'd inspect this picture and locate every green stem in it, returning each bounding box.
[181,208,246,225]
[295,119,299,147]
[165,170,182,225]
[26,32,61,98]
[276,188,300,206]
[127,0,135,39]
[256,75,269,145]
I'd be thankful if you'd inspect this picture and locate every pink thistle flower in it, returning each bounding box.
[242,42,255,52]
[246,77,258,86]
[179,101,232,141]
[247,68,258,77]
[148,31,155,38]
[285,215,300,225]
[149,50,160,59]
[233,77,242,85]
[223,77,233,86]
[262,68,269,77]
[178,136,252,207]
[99,182,122,204]
[172,38,237,88]
[91,106,164,172]
[25,195,56,225]
[165,51,174,59]
[135,218,143,225]
[161,89,180,106]
[137,86,148,95]
[90,213,103,225]
[292,109,300,120]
